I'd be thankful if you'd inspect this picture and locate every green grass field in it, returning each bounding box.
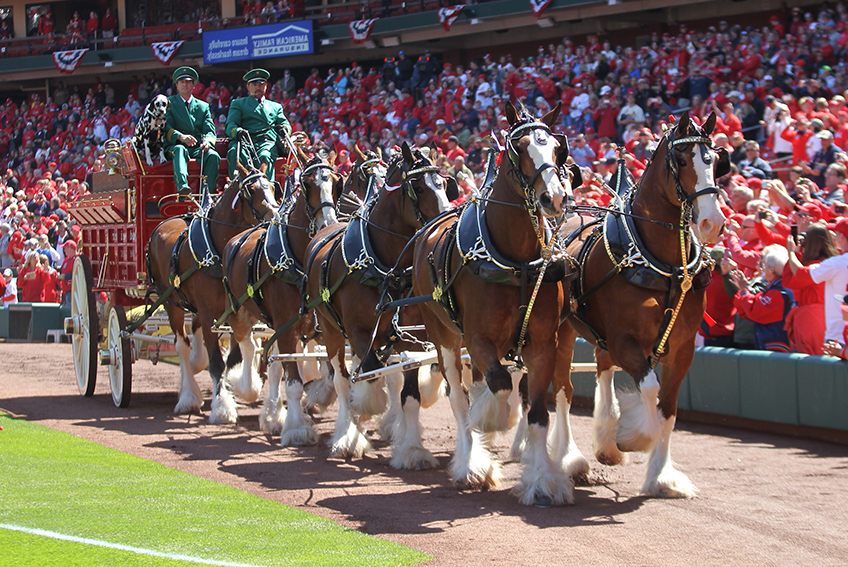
[0,413,429,567]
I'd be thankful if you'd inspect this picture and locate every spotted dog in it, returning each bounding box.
[133,94,170,167]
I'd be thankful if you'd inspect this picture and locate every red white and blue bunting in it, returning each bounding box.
[438,6,465,31]
[52,49,88,74]
[529,0,553,17]
[151,41,185,66]
[349,18,378,44]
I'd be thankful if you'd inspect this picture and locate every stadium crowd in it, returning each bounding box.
[4,3,848,357]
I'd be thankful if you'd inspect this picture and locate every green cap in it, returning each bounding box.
[243,68,270,83]
[172,66,198,83]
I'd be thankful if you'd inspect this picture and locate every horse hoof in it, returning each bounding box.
[534,495,553,508]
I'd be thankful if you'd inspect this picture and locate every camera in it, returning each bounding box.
[758,211,768,220]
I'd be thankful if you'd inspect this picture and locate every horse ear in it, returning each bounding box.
[401,141,415,163]
[676,111,691,135]
[541,102,562,129]
[334,170,345,201]
[295,144,309,164]
[505,102,518,126]
[445,176,460,201]
[714,146,731,179]
[354,144,366,162]
[236,160,250,178]
[568,163,583,189]
[328,150,337,165]
[553,133,570,168]
[703,112,717,135]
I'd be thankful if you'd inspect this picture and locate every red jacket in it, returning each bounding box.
[724,233,763,277]
[17,265,46,302]
[700,269,736,339]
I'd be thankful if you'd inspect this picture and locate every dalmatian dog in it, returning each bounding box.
[133,94,170,167]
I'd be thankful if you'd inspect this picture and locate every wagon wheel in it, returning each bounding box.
[68,254,98,397]
[103,305,133,408]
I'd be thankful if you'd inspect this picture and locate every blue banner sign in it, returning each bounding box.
[203,21,314,64]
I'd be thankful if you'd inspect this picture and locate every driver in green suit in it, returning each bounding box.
[164,66,221,197]
[226,68,291,181]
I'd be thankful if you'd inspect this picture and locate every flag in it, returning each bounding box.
[438,6,465,31]
[529,0,553,17]
[52,49,88,74]
[349,18,378,44]
[151,41,185,65]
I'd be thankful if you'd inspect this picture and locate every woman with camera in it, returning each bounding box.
[16,251,47,303]
[786,219,848,353]
[783,223,836,355]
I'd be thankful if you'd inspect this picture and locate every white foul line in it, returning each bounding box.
[0,523,272,567]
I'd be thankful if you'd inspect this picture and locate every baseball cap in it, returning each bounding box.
[448,135,458,143]
[817,130,834,139]
[62,240,77,249]
[797,202,823,221]
[831,218,848,240]
[436,118,445,125]
[600,85,612,95]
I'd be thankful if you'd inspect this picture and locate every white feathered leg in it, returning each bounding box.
[514,422,573,506]
[229,333,261,403]
[188,325,208,375]
[259,355,286,435]
[549,390,590,482]
[349,377,388,422]
[209,378,238,424]
[329,357,371,458]
[510,411,528,462]
[379,373,403,441]
[280,366,318,447]
[304,369,337,414]
[174,334,203,414]
[615,369,662,453]
[593,367,626,465]
[443,348,501,489]
[390,394,438,470]
[641,414,696,498]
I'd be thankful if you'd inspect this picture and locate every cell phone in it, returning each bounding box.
[791,225,799,243]
[758,211,768,220]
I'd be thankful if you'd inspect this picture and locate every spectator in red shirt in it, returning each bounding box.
[85,11,99,47]
[17,251,47,302]
[730,244,796,352]
[782,223,835,355]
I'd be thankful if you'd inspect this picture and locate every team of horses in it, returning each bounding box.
[146,103,728,505]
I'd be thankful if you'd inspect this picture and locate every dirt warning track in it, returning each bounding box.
[1,342,847,566]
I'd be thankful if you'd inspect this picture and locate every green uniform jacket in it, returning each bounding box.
[225,96,290,144]
[226,96,291,178]
[164,95,220,192]
[165,95,217,150]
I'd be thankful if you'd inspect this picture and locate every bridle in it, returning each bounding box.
[385,151,442,227]
[300,156,338,236]
[237,169,278,223]
[664,125,721,217]
[504,116,568,215]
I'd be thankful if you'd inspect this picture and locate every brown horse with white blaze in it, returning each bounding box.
[303,142,451,461]
[221,146,343,445]
[147,162,279,422]
[551,111,729,498]
[410,102,581,503]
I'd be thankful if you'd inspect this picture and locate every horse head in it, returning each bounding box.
[660,111,727,244]
[385,142,450,227]
[296,145,342,234]
[347,144,387,201]
[504,102,576,218]
[234,161,279,222]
